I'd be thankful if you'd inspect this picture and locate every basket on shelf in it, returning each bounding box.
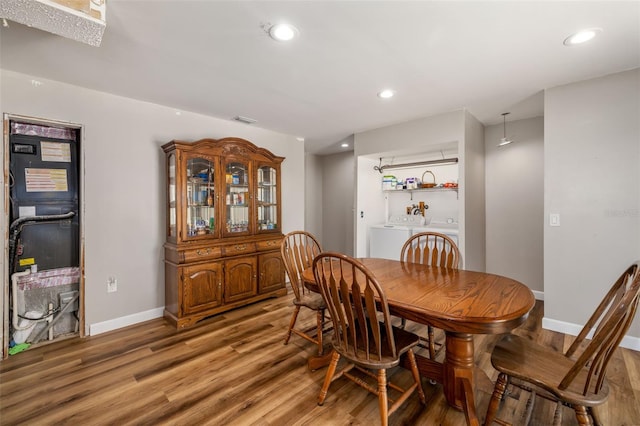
[421,170,436,188]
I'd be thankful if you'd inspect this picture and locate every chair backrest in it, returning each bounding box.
[560,261,640,396]
[281,231,322,301]
[313,252,398,362]
[400,231,460,269]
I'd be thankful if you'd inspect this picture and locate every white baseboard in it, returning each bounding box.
[89,307,164,336]
[532,290,544,301]
[542,317,640,351]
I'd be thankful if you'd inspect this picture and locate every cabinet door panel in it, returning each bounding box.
[223,159,252,237]
[225,257,257,303]
[259,252,285,293]
[183,155,219,240]
[256,163,282,233]
[183,263,223,315]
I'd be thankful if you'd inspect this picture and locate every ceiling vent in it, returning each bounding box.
[233,116,257,125]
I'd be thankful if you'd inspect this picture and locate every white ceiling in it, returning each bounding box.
[1,1,639,155]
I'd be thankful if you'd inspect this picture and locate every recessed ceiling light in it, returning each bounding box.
[377,89,396,99]
[341,143,349,148]
[296,137,305,142]
[269,23,298,41]
[563,28,602,46]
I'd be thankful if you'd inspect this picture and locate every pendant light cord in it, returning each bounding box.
[502,112,510,139]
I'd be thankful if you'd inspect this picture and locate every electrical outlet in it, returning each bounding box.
[107,276,118,293]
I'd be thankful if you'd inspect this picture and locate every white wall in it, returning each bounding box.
[1,70,305,334]
[462,110,485,271]
[321,151,355,255]
[544,68,640,343]
[355,110,464,157]
[304,153,323,242]
[485,116,544,294]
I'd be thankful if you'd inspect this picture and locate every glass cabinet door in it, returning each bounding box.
[185,156,216,238]
[224,161,250,235]
[257,165,279,232]
[167,153,177,239]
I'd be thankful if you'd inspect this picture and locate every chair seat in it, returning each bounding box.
[293,292,326,310]
[335,323,421,369]
[491,334,610,407]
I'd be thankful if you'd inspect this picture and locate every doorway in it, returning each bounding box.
[2,114,84,358]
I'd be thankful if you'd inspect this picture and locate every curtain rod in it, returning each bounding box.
[373,157,458,173]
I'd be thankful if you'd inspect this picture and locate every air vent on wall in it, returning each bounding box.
[232,116,257,125]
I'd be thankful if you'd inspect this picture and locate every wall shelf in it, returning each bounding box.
[384,187,458,200]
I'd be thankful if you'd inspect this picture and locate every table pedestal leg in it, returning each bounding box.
[443,332,475,411]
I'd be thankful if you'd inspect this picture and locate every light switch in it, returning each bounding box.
[550,213,560,227]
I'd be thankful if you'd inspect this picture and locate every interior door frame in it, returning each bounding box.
[1,113,85,359]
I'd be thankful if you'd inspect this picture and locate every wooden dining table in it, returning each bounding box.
[302,257,535,423]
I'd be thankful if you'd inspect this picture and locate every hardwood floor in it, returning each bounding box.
[1,293,639,425]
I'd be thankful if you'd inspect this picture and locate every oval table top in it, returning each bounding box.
[303,257,536,335]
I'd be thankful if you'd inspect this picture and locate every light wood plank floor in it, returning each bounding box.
[1,293,639,425]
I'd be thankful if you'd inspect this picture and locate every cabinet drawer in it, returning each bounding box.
[256,237,282,252]
[222,242,256,256]
[182,246,222,263]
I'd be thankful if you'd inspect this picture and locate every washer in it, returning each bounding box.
[369,215,424,261]
[369,224,412,260]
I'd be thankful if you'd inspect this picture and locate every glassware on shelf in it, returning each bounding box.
[185,157,216,237]
[224,161,250,235]
[256,165,278,231]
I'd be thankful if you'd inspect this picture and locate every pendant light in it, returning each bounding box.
[498,112,513,146]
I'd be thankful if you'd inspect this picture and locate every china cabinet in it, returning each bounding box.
[162,137,285,328]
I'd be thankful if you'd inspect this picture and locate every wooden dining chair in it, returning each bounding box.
[281,231,328,356]
[313,252,426,426]
[400,231,460,359]
[484,261,640,426]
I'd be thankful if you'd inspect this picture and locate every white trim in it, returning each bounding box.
[89,307,164,336]
[543,317,640,351]
[532,290,544,301]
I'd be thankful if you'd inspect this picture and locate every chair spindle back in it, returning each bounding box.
[560,262,640,396]
[400,232,460,269]
[281,231,322,302]
[313,252,397,362]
